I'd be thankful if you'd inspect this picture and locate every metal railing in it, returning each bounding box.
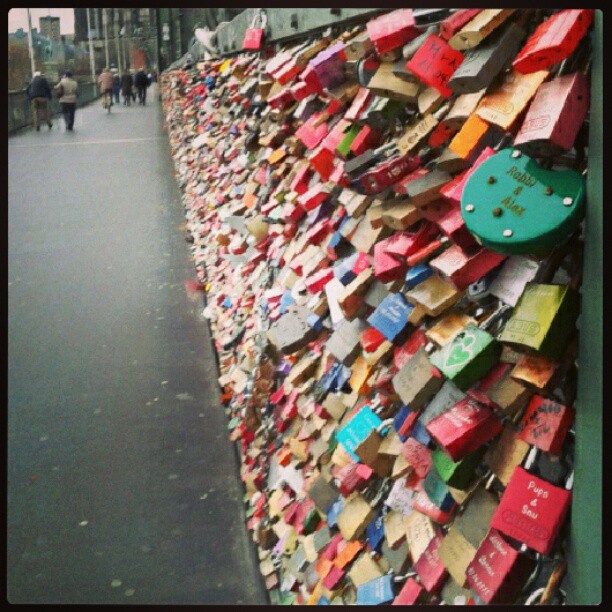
[8,81,100,133]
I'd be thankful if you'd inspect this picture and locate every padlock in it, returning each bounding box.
[476,69,549,131]
[461,149,586,255]
[392,577,425,604]
[356,573,395,605]
[413,530,448,594]
[448,23,526,95]
[430,324,500,391]
[466,528,534,603]
[366,9,420,55]
[514,72,590,156]
[367,292,414,344]
[517,396,574,456]
[439,9,482,42]
[448,9,516,51]
[426,397,502,461]
[367,62,421,103]
[406,34,464,97]
[512,9,594,74]
[499,284,580,359]
[309,42,347,90]
[431,446,486,490]
[490,465,572,555]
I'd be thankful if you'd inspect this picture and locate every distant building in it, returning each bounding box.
[40,16,61,42]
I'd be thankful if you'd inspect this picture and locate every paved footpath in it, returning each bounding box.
[8,87,267,604]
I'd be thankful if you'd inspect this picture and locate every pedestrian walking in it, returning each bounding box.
[134,69,149,106]
[55,70,78,131]
[121,71,134,106]
[27,71,53,131]
[112,69,121,105]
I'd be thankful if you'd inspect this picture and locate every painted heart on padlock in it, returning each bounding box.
[444,331,476,370]
[461,148,585,255]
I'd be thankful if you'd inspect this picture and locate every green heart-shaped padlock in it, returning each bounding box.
[461,149,585,255]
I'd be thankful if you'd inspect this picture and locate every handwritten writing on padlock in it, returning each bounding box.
[491,466,571,555]
[461,149,586,255]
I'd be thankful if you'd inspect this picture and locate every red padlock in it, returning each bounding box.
[514,72,590,156]
[366,9,420,55]
[426,397,502,461]
[518,396,575,456]
[296,114,329,150]
[373,239,408,283]
[430,243,506,291]
[406,34,464,98]
[466,529,534,604]
[490,466,572,555]
[400,437,433,478]
[513,9,594,74]
[393,329,429,371]
[413,531,448,593]
[439,9,482,41]
[392,577,425,605]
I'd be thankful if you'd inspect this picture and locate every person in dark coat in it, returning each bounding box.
[27,71,53,131]
[120,71,133,106]
[112,70,121,104]
[134,69,149,106]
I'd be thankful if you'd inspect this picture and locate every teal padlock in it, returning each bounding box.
[461,148,585,255]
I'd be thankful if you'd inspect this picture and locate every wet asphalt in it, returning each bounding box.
[8,87,267,604]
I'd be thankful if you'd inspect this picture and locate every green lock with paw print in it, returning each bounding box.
[461,148,585,255]
[430,323,501,391]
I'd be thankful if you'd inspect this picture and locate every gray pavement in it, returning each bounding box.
[8,87,267,604]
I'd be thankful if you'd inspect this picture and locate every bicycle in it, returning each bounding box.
[102,89,113,114]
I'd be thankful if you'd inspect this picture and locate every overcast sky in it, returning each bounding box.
[8,8,75,34]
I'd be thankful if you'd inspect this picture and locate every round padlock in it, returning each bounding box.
[461,148,585,255]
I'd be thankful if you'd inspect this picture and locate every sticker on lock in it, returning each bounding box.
[460,148,585,255]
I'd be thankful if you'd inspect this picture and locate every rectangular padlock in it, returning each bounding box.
[518,395,574,455]
[476,69,549,130]
[367,62,421,103]
[439,9,482,41]
[356,574,395,605]
[366,9,420,55]
[432,446,486,490]
[430,324,501,391]
[406,34,464,97]
[448,9,515,51]
[392,577,425,605]
[392,347,444,411]
[513,72,590,156]
[426,397,502,461]
[430,243,506,292]
[499,284,579,359]
[484,426,530,488]
[413,531,448,594]
[512,9,594,74]
[367,292,414,343]
[405,274,462,318]
[448,23,525,95]
[466,529,532,603]
[490,466,571,555]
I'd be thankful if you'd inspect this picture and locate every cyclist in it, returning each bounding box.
[97,67,114,109]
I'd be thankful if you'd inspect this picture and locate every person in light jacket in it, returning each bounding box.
[55,70,78,131]
[27,71,53,131]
